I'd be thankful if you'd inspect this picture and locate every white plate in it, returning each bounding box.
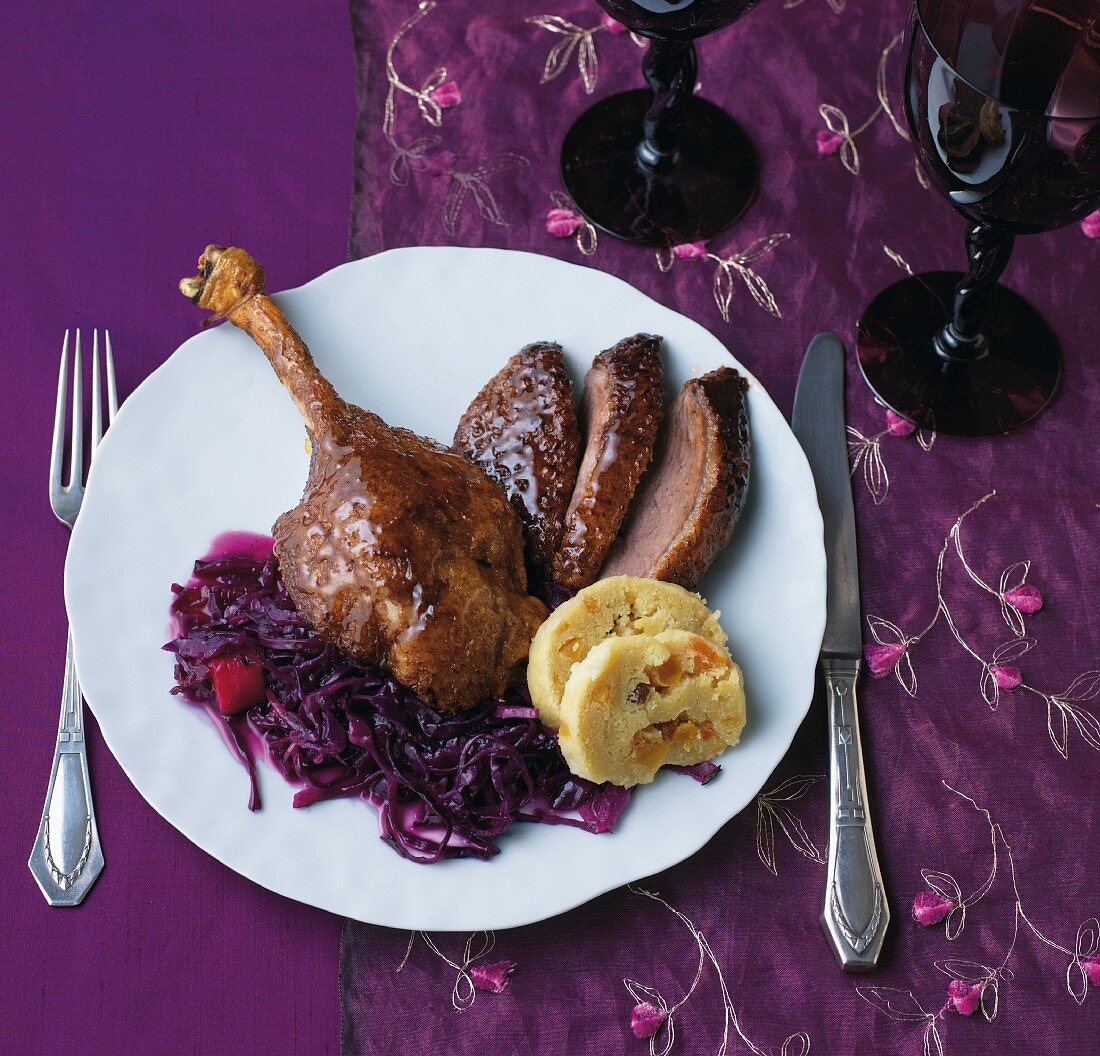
[66,247,825,931]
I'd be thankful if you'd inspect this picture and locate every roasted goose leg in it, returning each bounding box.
[180,246,547,710]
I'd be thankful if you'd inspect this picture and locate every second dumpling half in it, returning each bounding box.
[557,628,746,787]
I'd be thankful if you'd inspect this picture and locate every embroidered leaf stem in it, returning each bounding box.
[863,493,1099,757]
[756,775,825,875]
[879,784,1099,1051]
[655,233,790,321]
[625,886,812,1056]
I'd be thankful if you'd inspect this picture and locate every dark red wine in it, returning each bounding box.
[907,0,1100,233]
[594,0,763,41]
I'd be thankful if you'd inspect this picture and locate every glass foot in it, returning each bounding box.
[560,88,759,247]
[857,272,1061,436]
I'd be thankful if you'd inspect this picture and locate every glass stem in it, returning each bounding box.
[636,38,697,175]
[934,223,1015,362]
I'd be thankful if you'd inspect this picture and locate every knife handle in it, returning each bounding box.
[820,657,889,971]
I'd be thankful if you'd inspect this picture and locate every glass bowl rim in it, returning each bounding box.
[912,0,1100,122]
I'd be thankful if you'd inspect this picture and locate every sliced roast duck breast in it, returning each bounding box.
[453,341,580,578]
[552,334,664,590]
[601,367,750,590]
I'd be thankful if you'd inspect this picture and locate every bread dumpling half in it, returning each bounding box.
[556,629,746,787]
[527,576,727,730]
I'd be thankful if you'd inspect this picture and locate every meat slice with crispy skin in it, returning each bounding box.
[179,245,548,711]
[601,367,750,590]
[453,342,580,578]
[553,334,664,589]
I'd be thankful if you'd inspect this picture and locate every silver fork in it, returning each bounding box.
[28,330,116,905]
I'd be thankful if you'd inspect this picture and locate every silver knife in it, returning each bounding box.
[791,332,889,972]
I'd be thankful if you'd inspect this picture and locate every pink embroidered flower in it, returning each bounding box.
[948,979,983,1016]
[912,890,954,926]
[989,664,1022,690]
[546,207,584,238]
[470,960,516,994]
[429,81,462,109]
[420,150,456,178]
[885,409,916,437]
[1081,210,1100,239]
[1082,956,1100,985]
[1002,584,1043,615]
[865,642,906,677]
[630,1002,668,1039]
[671,241,708,260]
[816,130,845,156]
[600,12,628,33]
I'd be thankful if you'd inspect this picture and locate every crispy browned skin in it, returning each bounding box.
[453,342,580,578]
[552,334,664,589]
[601,367,750,589]
[180,246,548,710]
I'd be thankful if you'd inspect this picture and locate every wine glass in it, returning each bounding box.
[857,0,1100,436]
[560,0,767,247]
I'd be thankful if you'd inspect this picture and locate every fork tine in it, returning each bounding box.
[69,330,83,487]
[105,330,118,422]
[91,330,103,452]
[50,331,70,493]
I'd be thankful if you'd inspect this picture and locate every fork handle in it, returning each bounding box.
[820,657,889,971]
[28,631,105,905]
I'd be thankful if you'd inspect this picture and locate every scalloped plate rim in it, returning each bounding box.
[65,246,826,930]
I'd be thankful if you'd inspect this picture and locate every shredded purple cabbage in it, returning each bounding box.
[164,536,632,863]
[665,761,722,785]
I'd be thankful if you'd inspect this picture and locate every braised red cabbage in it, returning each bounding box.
[164,535,632,862]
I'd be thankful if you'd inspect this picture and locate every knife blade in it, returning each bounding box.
[791,332,861,658]
[792,332,889,972]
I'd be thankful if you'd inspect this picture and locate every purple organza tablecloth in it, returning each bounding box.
[342,1,1100,1054]
[3,1,1099,1054]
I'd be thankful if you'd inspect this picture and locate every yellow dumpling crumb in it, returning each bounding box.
[556,629,746,787]
[527,576,727,730]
